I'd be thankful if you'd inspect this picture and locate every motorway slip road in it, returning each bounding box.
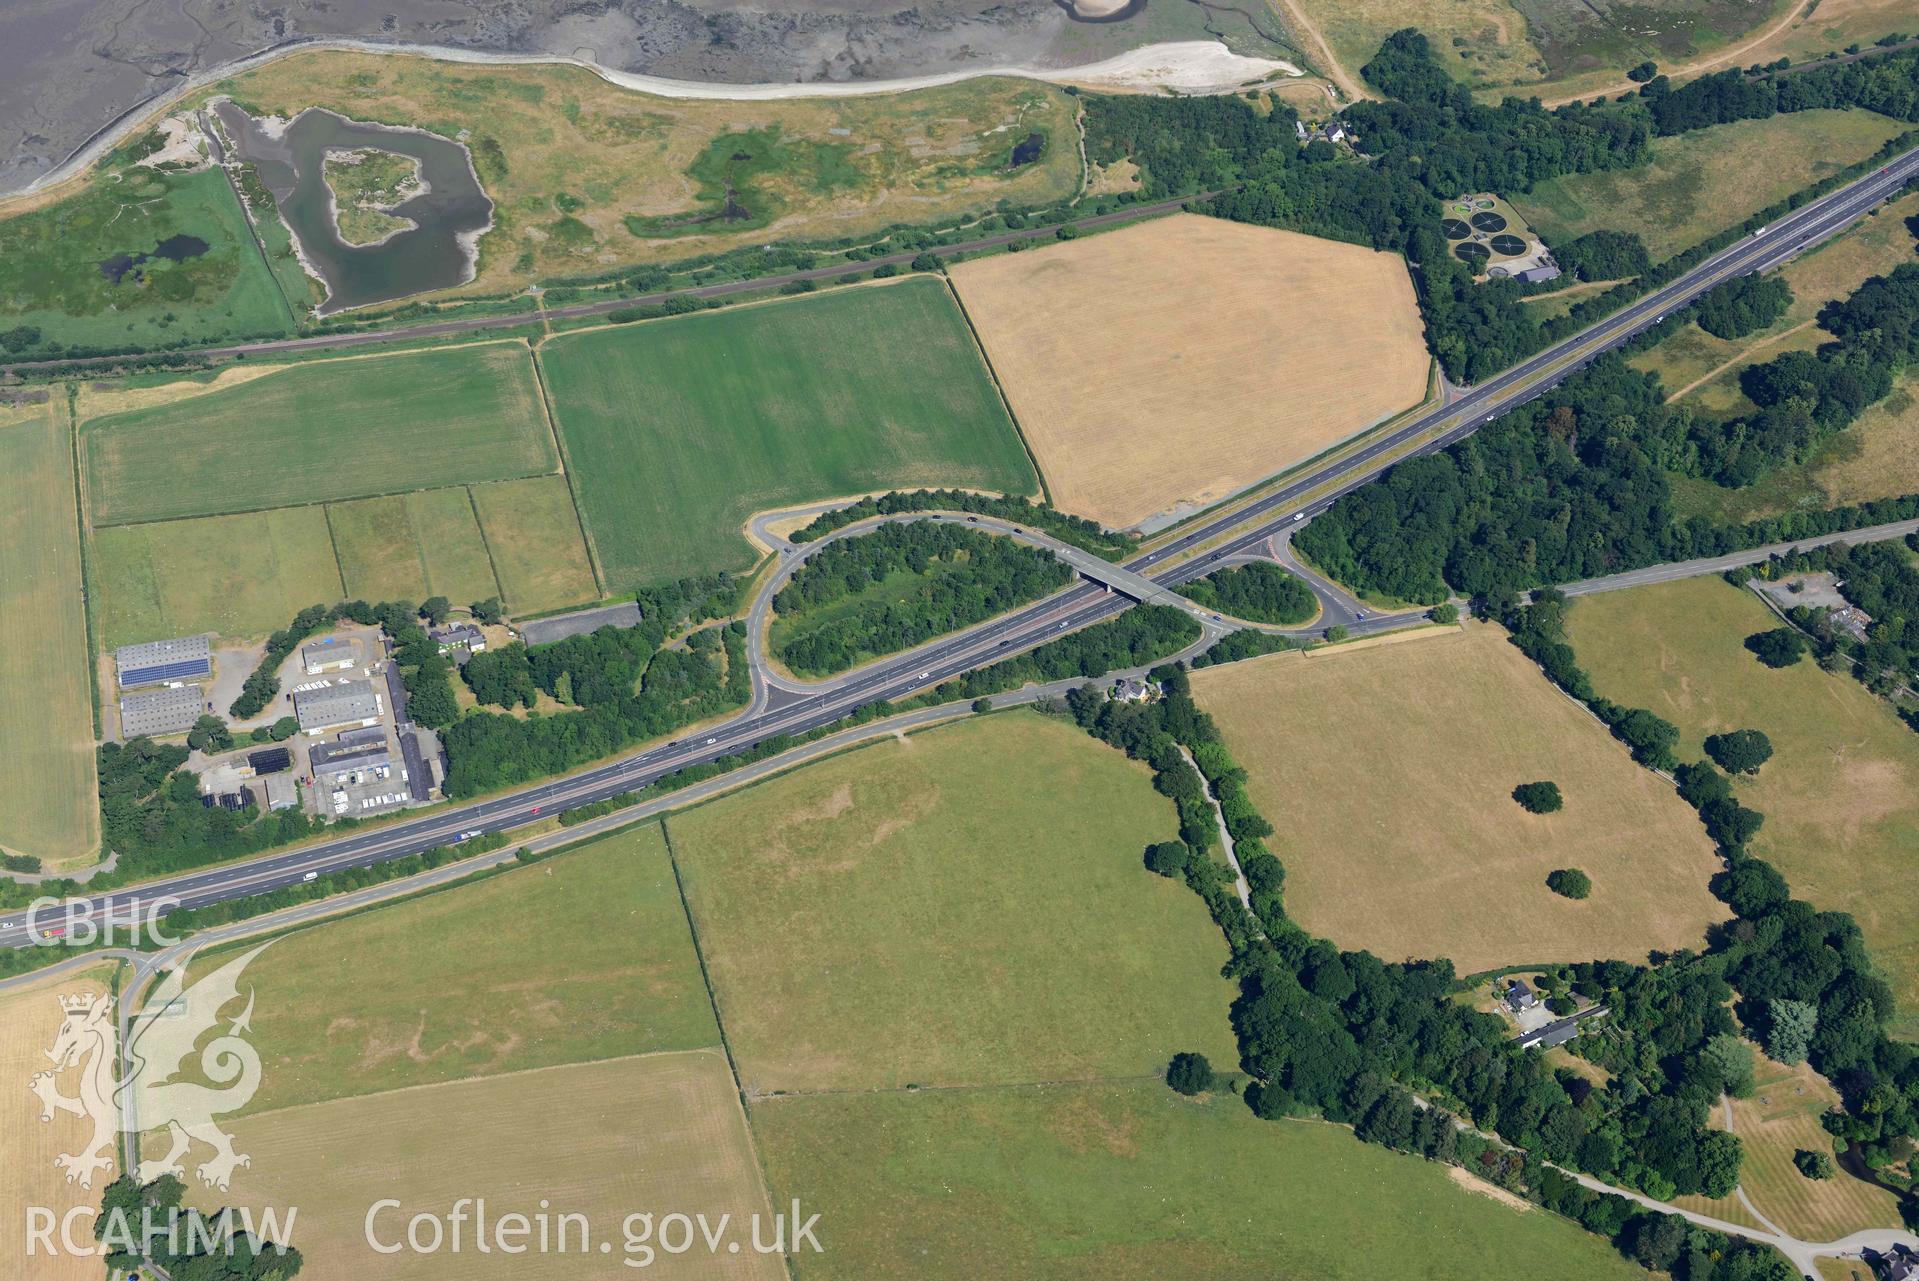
[9,146,1919,945]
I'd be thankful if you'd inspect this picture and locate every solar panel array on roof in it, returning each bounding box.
[247,747,293,775]
[120,656,213,687]
[116,635,211,688]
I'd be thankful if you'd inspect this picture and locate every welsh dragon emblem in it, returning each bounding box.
[30,945,269,1191]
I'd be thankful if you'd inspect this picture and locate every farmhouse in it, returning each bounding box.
[294,680,383,735]
[301,635,364,675]
[1878,1249,1919,1281]
[429,623,487,656]
[119,684,205,738]
[115,633,210,688]
[1505,979,1537,1013]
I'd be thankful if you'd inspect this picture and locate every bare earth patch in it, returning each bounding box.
[1448,1164,1535,1212]
[951,214,1428,529]
[1191,624,1729,973]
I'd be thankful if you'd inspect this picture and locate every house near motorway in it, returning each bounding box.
[293,679,383,735]
[119,684,206,738]
[115,634,211,688]
[301,635,363,675]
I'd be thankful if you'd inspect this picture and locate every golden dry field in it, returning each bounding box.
[1190,625,1729,973]
[204,1051,782,1281]
[950,214,1428,529]
[0,965,118,1281]
[196,50,1079,298]
[0,398,100,866]
[1563,577,1919,1035]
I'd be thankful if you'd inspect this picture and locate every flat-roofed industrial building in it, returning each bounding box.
[115,634,211,688]
[293,680,383,735]
[119,685,206,738]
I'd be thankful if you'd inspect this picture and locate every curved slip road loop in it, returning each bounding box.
[7,146,1918,947]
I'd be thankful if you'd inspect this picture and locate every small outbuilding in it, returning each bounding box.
[262,772,299,812]
[301,635,363,675]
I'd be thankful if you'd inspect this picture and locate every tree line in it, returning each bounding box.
[1051,663,1799,1278]
[787,489,1137,560]
[773,522,1074,676]
[1292,316,1919,606]
[1506,590,1919,1197]
[1084,28,1919,387]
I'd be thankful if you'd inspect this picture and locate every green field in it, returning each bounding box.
[91,505,343,647]
[541,279,1039,589]
[327,488,501,605]
[1564,577,1919,1035]
[82,343,557,526]
[665,710,1240,1094]
[200,822,719,1116]
[752,1082,1650,1281]
[1515,110,1908,261]
[0,161,295,357]
[0,400,99,866]
[92,477,595,645]
[468,475,601,613]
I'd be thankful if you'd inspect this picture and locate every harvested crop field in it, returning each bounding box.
[0,966,117,1281]
[0,399,99,864]
[196,51,1079,298]
[81,343,556,526]
[542,280,1038,588]
[203,1051,780,1281]
[665,710,1239,1094]
[749,1081,1650,1281]
[193,822,718,1115]
[950,215,1428,529]
[1563,576,1919,1034]
[1191,625,1728,973]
